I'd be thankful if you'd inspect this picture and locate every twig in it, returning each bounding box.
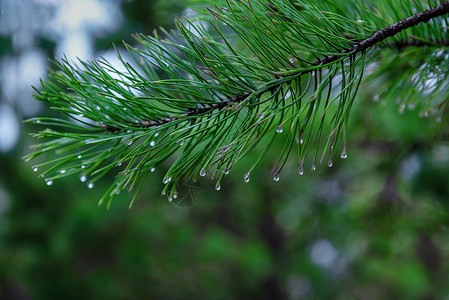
[102,2,449,133]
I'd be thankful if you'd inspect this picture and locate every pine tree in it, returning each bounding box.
[24,0,449,206]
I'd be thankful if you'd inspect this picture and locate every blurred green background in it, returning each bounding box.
[1,1,449,299]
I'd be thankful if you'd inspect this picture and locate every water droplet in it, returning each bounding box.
[243,172,251,183]
[273,174,280,181]
[327,159,333,167]
[154,132,160,137]
[78,114,84,117]
[77,154,82,159]
[298,159,304,176]
[96,105,101,110]
[215,183,221,191]
[168,197,173,202]
[81,165,86,169]
[223,168,229,175]
[150,141,155,147]
[173,192,178,199]
[59,169,66,174]
[163,177,171,184]
[311,164,316,171]
[35,120,41,124]
[399,104,406,114]
[116,191,120,195]
[178,140,185,146]
[123,108,127,111]
[32,166,38,172]
[161,191,166,196]
[125,140,133,146]
[45,179,53,186]
[341,152,348,159]
[300,138,304,144]
[276,126,283,133]
[87,182,94,189]
[408,103,415,110]
[80,175,87,182]
[259,114,265,119]
[199,169,206,177]
[373,95,380,103]
[150,167,156,172]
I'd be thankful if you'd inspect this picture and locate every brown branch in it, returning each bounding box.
[102,2,449,133]
[304,2,449,69]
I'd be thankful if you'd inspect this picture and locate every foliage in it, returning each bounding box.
[2,1,449,299]
[24,0,449,206]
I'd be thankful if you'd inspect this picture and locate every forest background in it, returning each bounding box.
[0,0,449,299]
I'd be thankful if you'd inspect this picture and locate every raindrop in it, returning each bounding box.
[123,108,127,111]
[341,152,348,159]
[298,159,304,176]
[116,191,120,195]
[408,103,415,110]
[35,120,41,124]
[298,158,304,176]
[199,169,206,177]
[150,167,156,172]
[150,141,156,147]
[300,138,304,144]
[223,168,230,175]
[78,114,84,117]
[259,113,265,119]
[161,191,166,196]
[80,175,87,182]
[87,182,94,189]
[59,169,66,174]
[96,105,101,110]
[215,183,221,191]
[155,132,160,137]
[81,165,86,169]
[77,154,82,159]
[373,95,380,103]
[311,164,316,171]
[168,197,173,202]
[45,179,53,186]
[125,140,133,146]
[399,104,406,114]
[276,126,283,133]
[173,192,178,199]
[178,140,185,146]
[327,159,333,167]
[243,172,251,183]
[32,166,38,172]
[163,177,171,184]
[273,174,280,182]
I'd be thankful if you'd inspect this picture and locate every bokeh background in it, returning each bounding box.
[1,1,449,299]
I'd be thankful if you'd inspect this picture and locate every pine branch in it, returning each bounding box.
[25,0,449,206]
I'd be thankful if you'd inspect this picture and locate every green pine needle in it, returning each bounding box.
[25,0,449,206]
